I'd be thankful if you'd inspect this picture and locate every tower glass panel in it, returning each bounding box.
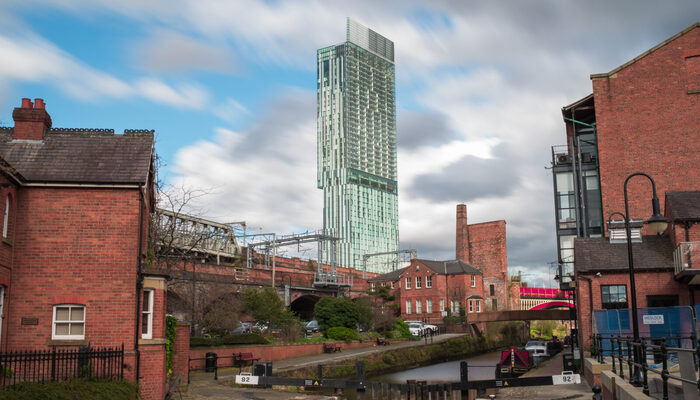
[317,18,399,273]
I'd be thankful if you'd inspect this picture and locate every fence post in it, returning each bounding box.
[611,337,616,374]
[626,338,633,384]
[51,347,57,382]
[317,364,323,381]
[660,341,669,400]
[617,336,624,380]
[460,361,469,400]
[640,339,649,396]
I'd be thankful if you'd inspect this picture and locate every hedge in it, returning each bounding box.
[0,379,138,400]
[190,333,269,347]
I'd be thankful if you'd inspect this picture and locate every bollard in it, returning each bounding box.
[591,384,602,400]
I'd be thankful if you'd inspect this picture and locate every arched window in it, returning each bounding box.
[2,196,9,238]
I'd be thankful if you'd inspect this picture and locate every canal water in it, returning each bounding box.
[374,350,502,384]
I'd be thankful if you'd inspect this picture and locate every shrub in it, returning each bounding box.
[0,379,138,400]
[326,327,360,342]
[165,315,177,375]
[190,333,269,347]
[391,318,413,339]
[314,297,358,334]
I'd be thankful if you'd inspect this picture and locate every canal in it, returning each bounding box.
[374,349,503,383]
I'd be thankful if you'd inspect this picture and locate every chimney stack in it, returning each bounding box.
[12,98,52,140]
[456,204,470,263]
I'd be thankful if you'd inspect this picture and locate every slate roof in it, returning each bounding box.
[574,236,674,273]
[417,259,483,275]
[368,266,408,282]
[665,191,700,221]
[0,128,153,184]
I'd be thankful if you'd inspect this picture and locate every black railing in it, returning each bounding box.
[0,345,124,388]
[592,334,700,400]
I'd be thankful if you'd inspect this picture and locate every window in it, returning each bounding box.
[476,301,481,313]
[390,281,394,289]
[469,300,473,313]
[416,277,422,289]
[405,300,411,314]
[451,300,460,315]
[142,289,154,339]
[489,285,495,296]
[2,196,8,238]
[471,275,476,287]
[426,276,432,288]
[53,305,85,340]
[416,300,422,314]
[370,283,375,290]
[601,285,628,309]
[405,277,411,289]
[439,299,445,313]
[426,299,432,314]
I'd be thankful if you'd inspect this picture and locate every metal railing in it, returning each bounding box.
[673,241,700,275]
[0,345,124,388]
[592,334,700,399]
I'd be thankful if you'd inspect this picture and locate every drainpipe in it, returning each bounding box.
[134,183,145,384]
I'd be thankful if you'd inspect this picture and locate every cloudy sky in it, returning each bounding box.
[1,1,698,286]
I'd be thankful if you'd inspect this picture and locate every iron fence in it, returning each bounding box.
[592,334,700,400]
[0,345,124,388]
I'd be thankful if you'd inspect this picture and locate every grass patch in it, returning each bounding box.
[0,379,138,400]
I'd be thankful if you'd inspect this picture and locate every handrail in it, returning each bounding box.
[592,334,700,399]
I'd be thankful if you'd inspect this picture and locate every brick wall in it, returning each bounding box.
[593,27,700,232]
[575,270,691,349]
[172,323,190,381]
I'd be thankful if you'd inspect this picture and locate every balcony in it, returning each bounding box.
[673,242,700,284]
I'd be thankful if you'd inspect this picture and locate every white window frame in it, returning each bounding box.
[390,281,395,289]
[476,300,481,313]
[416,276,422,289]
[471,275,476,287]
[405,300,411,314]
[426,276,432,288]
[52,304,85,340]
[405,277,411,289]
[416,300,422,314]
[469,300,473,313]
[2,196,9,238]
[142,289,154,339]
[426,299,432,314]
[439,299,445,313]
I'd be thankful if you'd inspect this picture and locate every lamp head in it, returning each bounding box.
[646,196,669,234]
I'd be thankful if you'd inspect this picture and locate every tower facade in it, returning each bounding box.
[317,18,398,273]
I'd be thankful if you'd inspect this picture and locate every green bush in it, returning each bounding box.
[314,297,359,334]
[190,333,269,347]
[326,327,361,342]
[0,379,138,400]
[391,318,413,339]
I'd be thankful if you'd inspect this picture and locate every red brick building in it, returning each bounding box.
[552,23,700,349]
[369,203,519,322]
[0,98,166,399]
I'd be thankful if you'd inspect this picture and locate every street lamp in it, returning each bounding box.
[610,172,669,385]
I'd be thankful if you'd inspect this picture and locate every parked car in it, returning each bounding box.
[407,322,424,336]
[252,321,268,333]
[525,340,549,361]
[422,323,438,334]
[232,322,251,335]
[305,320,320,333]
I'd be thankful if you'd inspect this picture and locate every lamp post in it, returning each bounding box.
[611,172,669,385]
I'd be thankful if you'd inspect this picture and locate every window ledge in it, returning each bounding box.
[48,339,89,346]
[2,237,12,246]
[139,338,166,345]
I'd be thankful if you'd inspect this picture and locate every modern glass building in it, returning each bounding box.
[317,18,399,273]
[551,94,603,290]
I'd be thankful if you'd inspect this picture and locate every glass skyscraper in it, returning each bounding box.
[317,18,399,273]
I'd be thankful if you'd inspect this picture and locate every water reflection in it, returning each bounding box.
[373,350,501,383]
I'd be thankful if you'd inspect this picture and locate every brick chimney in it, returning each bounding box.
[456,204,470,263]
[12,98,52,140]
